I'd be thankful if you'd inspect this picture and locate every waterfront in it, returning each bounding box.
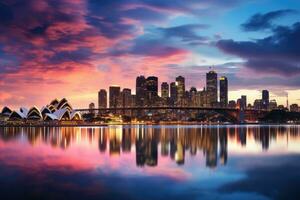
[0,125,300,200]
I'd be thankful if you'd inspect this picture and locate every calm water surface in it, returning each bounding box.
[0,125,300,200]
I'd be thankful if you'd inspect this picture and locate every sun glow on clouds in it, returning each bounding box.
[0,0,300,108]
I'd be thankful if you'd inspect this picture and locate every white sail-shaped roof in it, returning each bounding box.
[41,106,51,114]
[27,106,43,120]
[45,113,59,120]
[50,99,60,107]
[70,111,82,120]
[5,98,81,121]
[20,107,29,116]
[53,108,70,120]
[9,111,27,120]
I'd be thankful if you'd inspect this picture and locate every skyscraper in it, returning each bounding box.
[198,88,208,107]
[98,89,107,108]
[146,76,158,106]
[189,87,197,106]
[122,88,132,107]
[241,95,247,110]
[170,82,177,105]
[161,82,169,99]
[109,86,121,108]
[146,76,158,96]
[206,70,218,106]
[175,76,185,103]
[219,76,228,107]
[262,90,269,110]
[136,76,147,107]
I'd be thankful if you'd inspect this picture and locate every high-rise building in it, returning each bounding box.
[122,88,132,107]
[198,88,208,107]
[131,95,136,107]
[136,76,147,107]
[109,86,121,108]
[175,76,185,103]
[161,82,169,99]
[146,76,158,98]
[170,82,177,105]
[241,95,247,110]
[219,76,228,107]
[189,87,197,106]
[262,90,269,110]
[206,71,218,106]
[237,98,241,109]
[98,89,107,108]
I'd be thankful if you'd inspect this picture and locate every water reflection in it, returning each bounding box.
[1,125,300,169]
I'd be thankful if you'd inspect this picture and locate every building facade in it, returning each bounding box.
[136,76,147,107]
[146,76,158,105]
[122,88,132,107]
[262,90,269,110]
[161,82,169,99]
[219,76,228,107]
[98,89,107,108]
[206,71,218,106]
[109,86,121,108]
[170,82,177,105]
[175,76,185,105]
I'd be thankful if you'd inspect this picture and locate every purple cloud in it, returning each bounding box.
[241,9,298,31]
[158,24,210,42]
[217,22,300,76]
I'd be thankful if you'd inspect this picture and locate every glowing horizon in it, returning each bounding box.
[0,0,300,109]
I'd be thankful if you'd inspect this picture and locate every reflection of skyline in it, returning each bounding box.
[1,126,300,168]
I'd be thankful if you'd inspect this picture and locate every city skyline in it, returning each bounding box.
[94,71,295,111]
[0,0,300,109]
[1,70,298,110]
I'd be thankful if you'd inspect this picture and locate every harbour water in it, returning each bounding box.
[0,125,299,200]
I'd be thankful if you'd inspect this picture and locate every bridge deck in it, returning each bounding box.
[75,107,263,112]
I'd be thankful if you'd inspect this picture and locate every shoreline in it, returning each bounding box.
[1,122,300,128]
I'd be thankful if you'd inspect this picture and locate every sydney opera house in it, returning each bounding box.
[0,98,82,123]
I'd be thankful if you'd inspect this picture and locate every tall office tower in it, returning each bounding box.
[175,76,185,102]
[206,70,218,106]
[136,76,147,107]
[219,76,228,107]
[146,76,158,96]
[262,90,269,110]
[198,88,208,107]
[170,82,177,105]
[131,95,136,107]
[98,89,107,108]
[109,86,121,108]
[122,88,132,107]
[241,95,247,110]
[189,87,197,106]
[161,82,169,99]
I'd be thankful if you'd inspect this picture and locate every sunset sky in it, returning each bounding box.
[0,0,300,109]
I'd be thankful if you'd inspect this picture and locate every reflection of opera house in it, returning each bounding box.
[1,98,82,122]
